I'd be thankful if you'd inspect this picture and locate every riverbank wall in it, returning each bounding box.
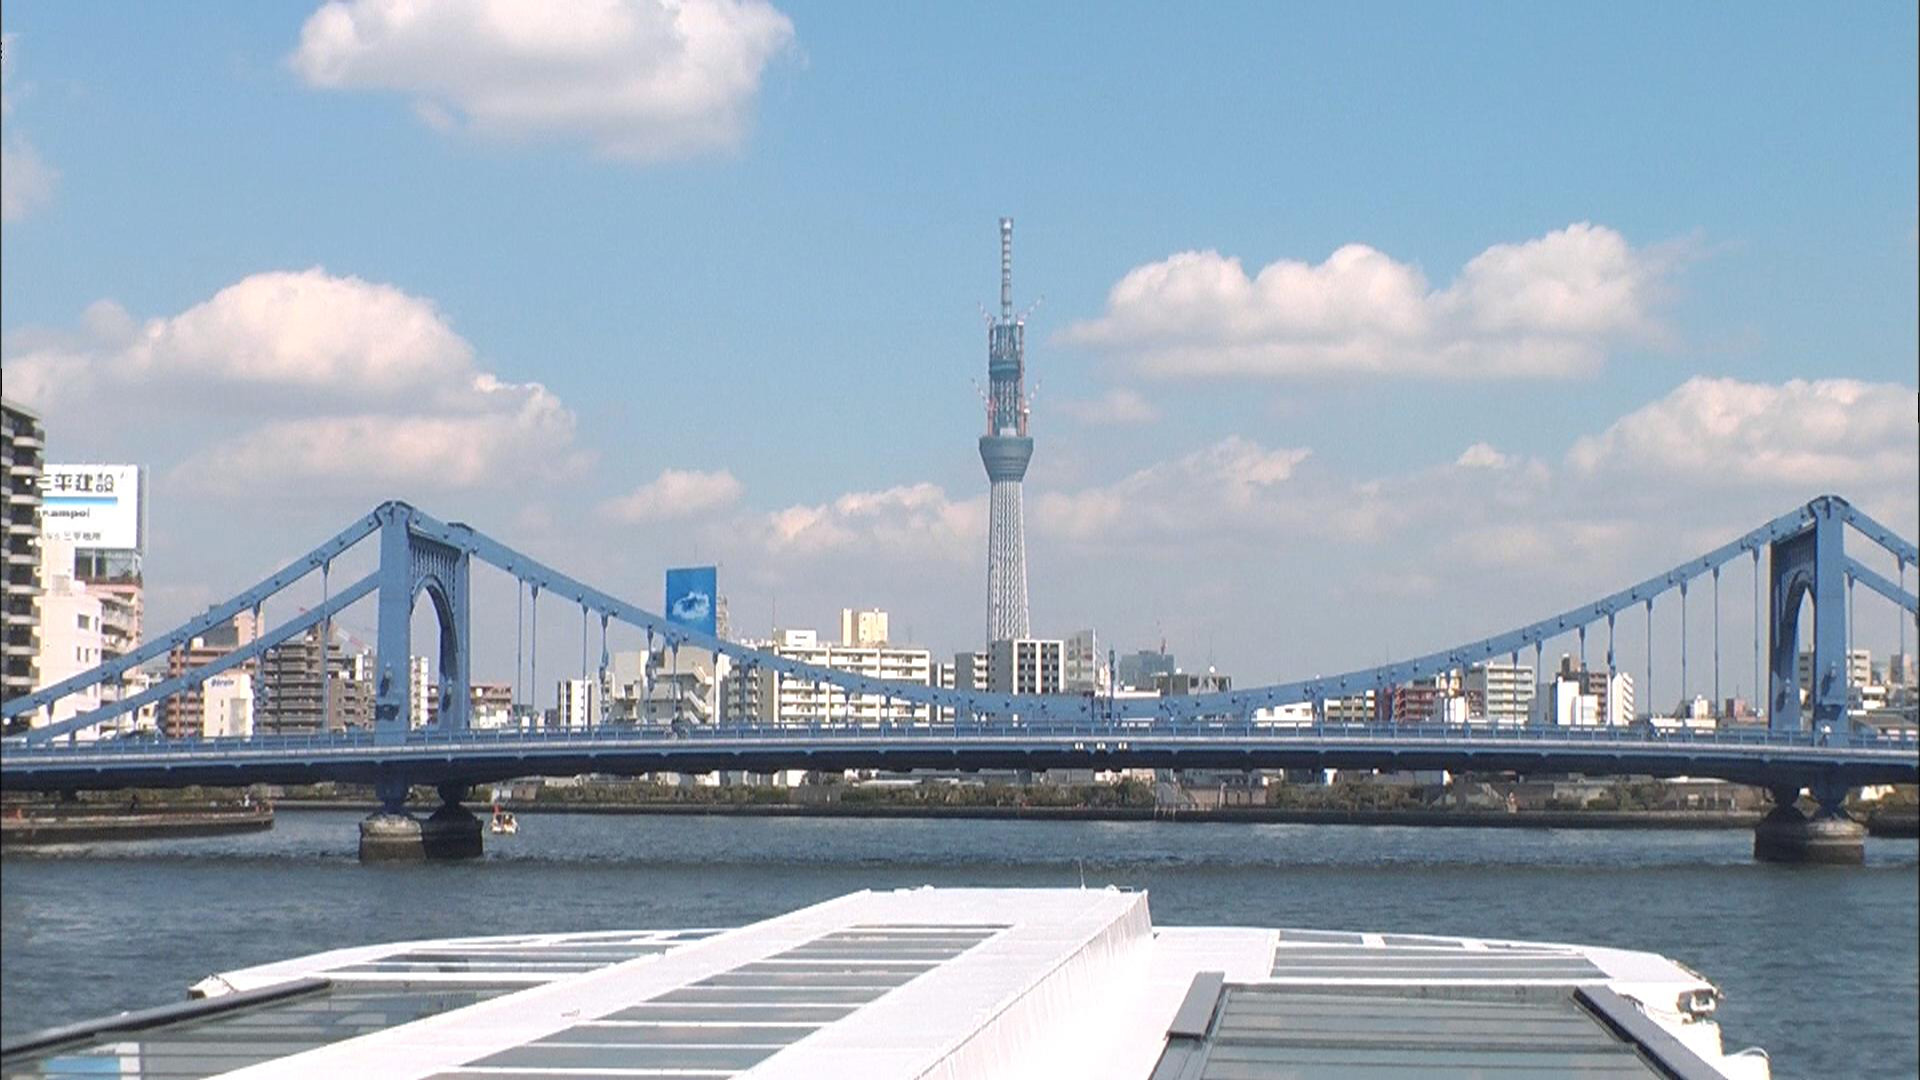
[271,799,1771,830]
[1,805,274,846]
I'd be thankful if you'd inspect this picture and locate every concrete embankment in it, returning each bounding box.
[1865,808,1919,838]
[1,805,274,846]
[271,800,1764,830]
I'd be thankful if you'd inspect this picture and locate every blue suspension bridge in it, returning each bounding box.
[3,495,1916,860]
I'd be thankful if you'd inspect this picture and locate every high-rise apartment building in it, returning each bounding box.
[645,646,726,726]
[1323,691,1375,725]
[32,538,104,732]
[951,650,989,692]
[1,399,44,713]
[740,628,934,726]
[989,638,1062,696]
[1465,661,1536,725]
[1062,630,1107,694]
[43,466,146,712]
[839,608,889,647]
[1376,672,1463,724]
[164,611,260,738]
[408,654,439,728]
[1538,654,1634,726]
[555,677,599,730]
[256,625,374,734]
[980,218,1035,643]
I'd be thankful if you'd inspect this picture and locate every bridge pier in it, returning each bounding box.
[1753,784,1865,865]
[358,781,483,862]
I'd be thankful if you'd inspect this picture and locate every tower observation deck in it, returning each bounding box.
[980,217,1032,642]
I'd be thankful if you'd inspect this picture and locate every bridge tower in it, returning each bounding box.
[1757,497,1863,862]
[1766,499,1848,737]
[980,217,1034,642]
[364,503,481,860]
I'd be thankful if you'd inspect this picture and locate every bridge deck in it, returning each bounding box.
[4,723,1914,792]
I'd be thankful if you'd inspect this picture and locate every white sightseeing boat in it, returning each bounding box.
[0,886,1771,1079]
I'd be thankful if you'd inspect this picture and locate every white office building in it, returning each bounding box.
[555,677,600,730]
[201,671,255,738]
[989,638,1062,696]
[741,628,934,726]
[31,538,105,734]
[1323,691,1375,725]
[839,608,889,647]
[408,654,438,729]
[1062,630,1107,694]
[1465,661,1535,725]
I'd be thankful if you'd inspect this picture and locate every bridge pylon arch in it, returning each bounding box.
[1767,499,1847,738]
[374,503,471,742]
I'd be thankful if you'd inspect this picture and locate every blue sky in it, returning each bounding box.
[3,2,1915,705]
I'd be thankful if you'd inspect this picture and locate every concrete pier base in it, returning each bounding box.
[1752,803,1866,865]
[358,802,483,862]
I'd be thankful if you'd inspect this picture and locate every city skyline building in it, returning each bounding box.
[840,607,889,647]
[988,638,1062,697]
[163,611,259,738]
[1062,629,1108,695]
[256,624,374,735]
[32,537,104,733]
[980,217,1034,644]
[1,399,44,713]
[734,627,933,726]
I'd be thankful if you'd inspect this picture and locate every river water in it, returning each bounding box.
[2,811,1914,1078]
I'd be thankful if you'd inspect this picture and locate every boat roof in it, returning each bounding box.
[0,886,1762,1079]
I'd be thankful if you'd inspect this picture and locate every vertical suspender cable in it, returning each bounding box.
[1752,549,1761,717]
[1644,597,1654,722]
[1712,566,1721,713]
[515,583,524,718]
[1680,582,1689,710]
[530,585,539,725]
[321,561,331,731]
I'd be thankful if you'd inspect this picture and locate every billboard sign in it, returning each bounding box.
[664,566,718,638]
[40,465,142,551]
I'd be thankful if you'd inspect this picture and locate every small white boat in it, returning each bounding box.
[488,806,517,835]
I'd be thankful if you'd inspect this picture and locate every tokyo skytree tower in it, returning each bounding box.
[979,217,1033,642]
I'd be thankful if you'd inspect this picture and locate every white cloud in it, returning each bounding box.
[1064,223,1671,380]
[2,269,588,495]
[1057,386,1160,426]
[601,467,744,521]
[758,482,983,561]
[1455,442,1515,469]
[1035,436,1312,545]
[2,33,59,222]
[291,0,795,162]
[1568,376,1916,493]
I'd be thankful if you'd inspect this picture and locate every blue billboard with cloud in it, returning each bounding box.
[664,566,718,638]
